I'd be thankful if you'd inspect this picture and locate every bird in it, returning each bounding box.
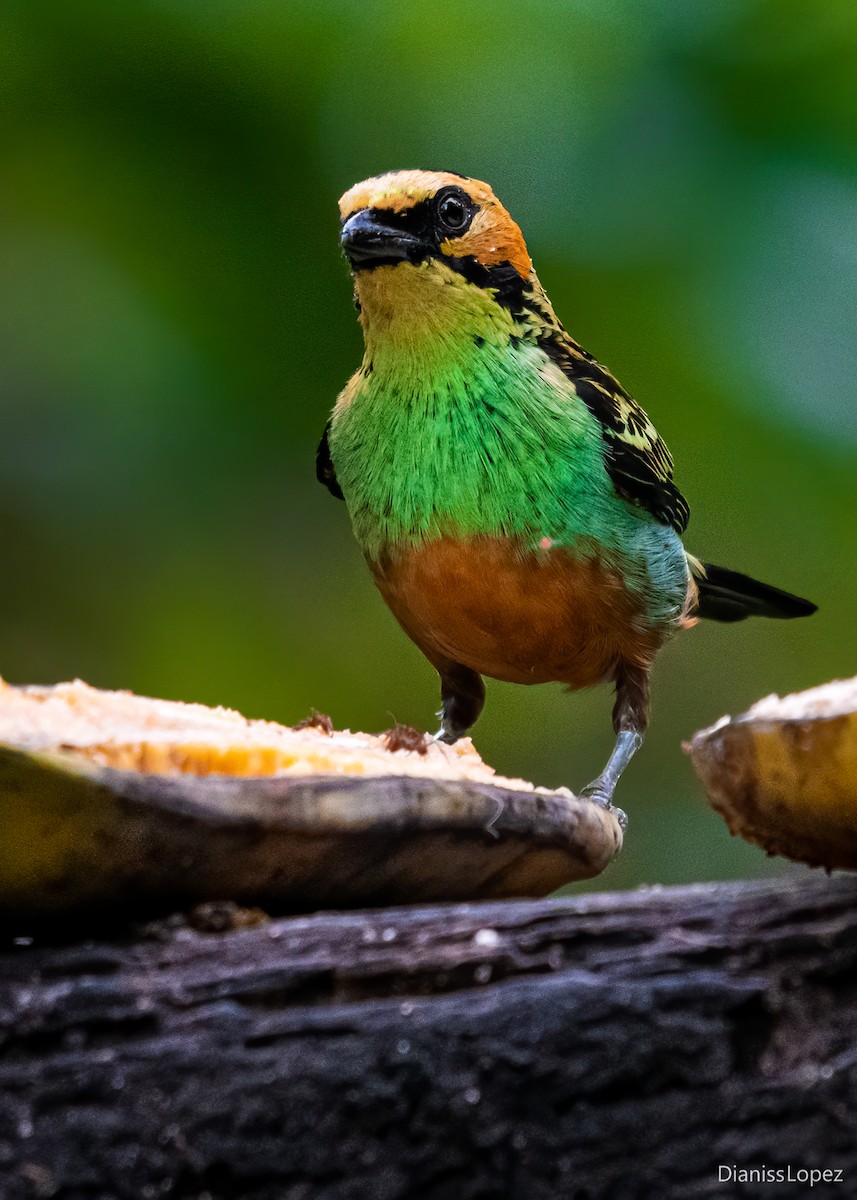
[317,169,816,807]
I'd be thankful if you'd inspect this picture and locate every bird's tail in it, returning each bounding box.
[690,559,817,624]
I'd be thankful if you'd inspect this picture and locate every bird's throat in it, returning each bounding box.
[354,260,518,372]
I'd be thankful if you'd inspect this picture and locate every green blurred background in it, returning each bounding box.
[1,0,854,890]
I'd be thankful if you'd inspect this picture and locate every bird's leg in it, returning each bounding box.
[434,663,485,744]
[580,731,643,809]
[580,662,650,807]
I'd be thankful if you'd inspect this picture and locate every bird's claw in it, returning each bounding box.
[579,782,628,830]
[433,726,457,745]
[434,722,472,745]
[579,780,613,809]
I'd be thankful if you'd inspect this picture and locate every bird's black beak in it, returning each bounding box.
[340,209,424,269]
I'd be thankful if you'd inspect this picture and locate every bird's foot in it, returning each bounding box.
[579,778,628,830]
[579,777,614,809]
[433,705,470,745]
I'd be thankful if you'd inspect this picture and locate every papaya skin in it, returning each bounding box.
[687,679,857,870]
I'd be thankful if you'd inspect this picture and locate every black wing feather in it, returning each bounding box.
[316,420,344,500]
[539,331,690,534]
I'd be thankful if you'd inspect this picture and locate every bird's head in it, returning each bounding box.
[339,170,532,284]
[338,170,540,356]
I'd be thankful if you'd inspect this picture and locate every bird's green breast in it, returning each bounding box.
[328,261,690,628]
[331,337,622,559]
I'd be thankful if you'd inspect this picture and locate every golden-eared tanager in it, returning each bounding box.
[318,170,816,806]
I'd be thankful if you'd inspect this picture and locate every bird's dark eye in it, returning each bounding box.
[435,187,474,236]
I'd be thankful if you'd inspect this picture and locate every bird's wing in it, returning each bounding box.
[539,327,690,534]
[316,420,344,500]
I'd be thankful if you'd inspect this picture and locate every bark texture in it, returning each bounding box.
[1,874,856,1200]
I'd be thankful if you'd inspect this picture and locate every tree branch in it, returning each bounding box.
[1,874,855,1199]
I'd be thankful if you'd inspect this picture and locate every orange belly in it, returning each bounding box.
[371,535,670,690]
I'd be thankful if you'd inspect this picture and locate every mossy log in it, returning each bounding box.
[1,873,856,1199]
